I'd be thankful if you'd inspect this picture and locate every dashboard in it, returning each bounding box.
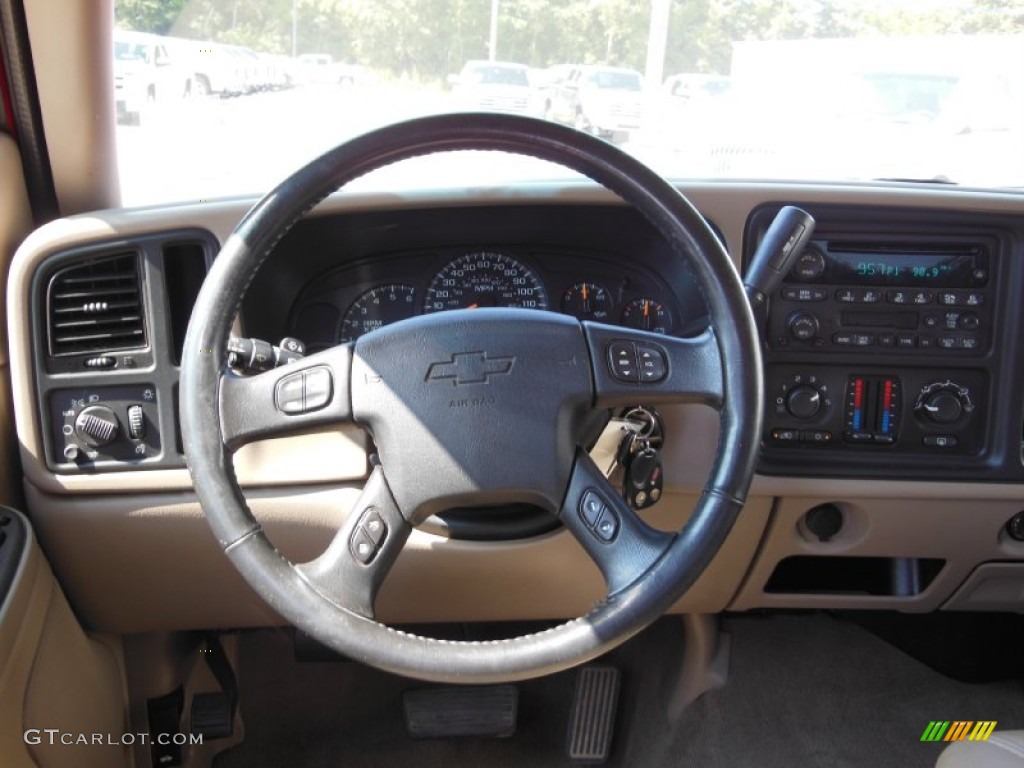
[9,181,1024,634]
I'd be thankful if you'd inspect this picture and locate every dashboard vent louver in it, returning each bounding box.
[47,253,146,357]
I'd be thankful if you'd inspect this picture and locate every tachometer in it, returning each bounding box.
[423,252,548,313]
[340,284,418,341]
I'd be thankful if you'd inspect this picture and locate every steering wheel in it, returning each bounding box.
[180,112,762,684]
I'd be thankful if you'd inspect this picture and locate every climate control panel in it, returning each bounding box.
[764,365,986,457]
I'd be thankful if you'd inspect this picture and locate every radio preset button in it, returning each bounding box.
[912,291,934,305]
[836,288,859,303]
[860,289,883,303]
[938,292,960,306]
[965,292,984,306]
[888,290,910,305]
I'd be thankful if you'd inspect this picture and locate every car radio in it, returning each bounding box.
[766,239,993,355]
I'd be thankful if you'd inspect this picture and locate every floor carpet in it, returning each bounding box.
[213,613,1024,767]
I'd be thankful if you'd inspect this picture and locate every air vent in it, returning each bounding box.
[47,253,146,357]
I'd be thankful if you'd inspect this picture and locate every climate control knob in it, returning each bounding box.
[921,391,962,424]
[75,405,120,447]
[786,385,822,420]
[915,381,974,425]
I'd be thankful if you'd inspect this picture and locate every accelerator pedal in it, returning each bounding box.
[567,666,621,763]
[403,684,518,739]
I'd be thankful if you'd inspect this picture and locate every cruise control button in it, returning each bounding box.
[349,527,378,565]
[362,508,387,545]
[304,366,333,411]
[607,342,639,383]
[275,372,305,414]
[636,343,667,383]
[594,509,619,542]
[579,490,606,528]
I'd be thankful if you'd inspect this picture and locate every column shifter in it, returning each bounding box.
[743,206,816,308]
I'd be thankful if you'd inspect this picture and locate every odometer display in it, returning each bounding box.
[424,252,549,313]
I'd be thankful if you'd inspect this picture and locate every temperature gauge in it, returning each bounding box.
[561,282,613,320]
[621,298,672,334]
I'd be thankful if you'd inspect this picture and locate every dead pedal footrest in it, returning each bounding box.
[403,684,518,739]
[567,666,621,763]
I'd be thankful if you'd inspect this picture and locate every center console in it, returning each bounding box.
[750,205,1024,481]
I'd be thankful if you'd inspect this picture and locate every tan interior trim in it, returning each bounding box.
[730,497,1024,612]
[0,510,128,768]
[23,0,120,213]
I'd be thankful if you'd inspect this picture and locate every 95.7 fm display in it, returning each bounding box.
[791,241,989,288]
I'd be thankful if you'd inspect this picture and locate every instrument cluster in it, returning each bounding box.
[290,248,681,351]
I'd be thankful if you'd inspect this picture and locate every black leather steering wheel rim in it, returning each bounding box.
[180,112,763,683]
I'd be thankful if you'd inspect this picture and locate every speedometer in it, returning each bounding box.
[423,252,549,313]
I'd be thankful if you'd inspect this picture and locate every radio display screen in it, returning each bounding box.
[828,251,980,287]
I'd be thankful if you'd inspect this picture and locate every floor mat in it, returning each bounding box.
[212,614,1024,767]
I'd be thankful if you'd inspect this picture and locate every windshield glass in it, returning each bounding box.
[113,0,1024,205]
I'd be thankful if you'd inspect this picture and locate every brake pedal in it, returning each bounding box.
[567,666,621,763]
[403,684,518,739]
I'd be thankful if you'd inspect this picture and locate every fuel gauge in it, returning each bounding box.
[621,298,672,334]
[561,282,613,320]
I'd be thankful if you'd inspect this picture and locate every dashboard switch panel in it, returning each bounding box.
[49,385,161,469]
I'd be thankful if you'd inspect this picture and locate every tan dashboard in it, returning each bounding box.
[8,180,1024,632]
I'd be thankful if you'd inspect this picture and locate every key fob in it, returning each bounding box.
[625,447,663,510]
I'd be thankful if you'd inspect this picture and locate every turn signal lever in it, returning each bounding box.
[743,206,816,308]
[227,336,306,373]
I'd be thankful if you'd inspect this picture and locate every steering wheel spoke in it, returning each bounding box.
[560,450,675,596]
[218,344,354,450]
[296,466,410,620]
[583,323,723,411]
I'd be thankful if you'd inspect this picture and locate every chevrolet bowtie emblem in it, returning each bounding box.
[426,351,515,386]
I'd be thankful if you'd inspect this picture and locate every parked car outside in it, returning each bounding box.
[449,60,536,115]
[543,64,644,143]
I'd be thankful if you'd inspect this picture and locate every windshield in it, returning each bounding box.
[113,0,1024,205]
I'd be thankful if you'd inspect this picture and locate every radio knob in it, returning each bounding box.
[921,391,963,424]
[75,405,120,447]
[786,385,822,420]
[787,311,819,341]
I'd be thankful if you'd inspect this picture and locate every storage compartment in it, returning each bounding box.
[765,556,945,597]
